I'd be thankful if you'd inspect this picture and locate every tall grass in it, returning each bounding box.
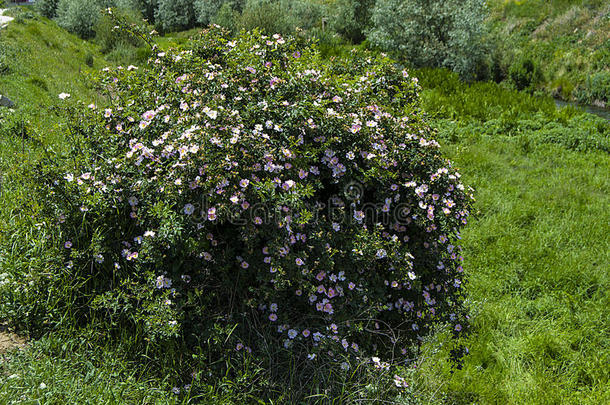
[416,134,610,404]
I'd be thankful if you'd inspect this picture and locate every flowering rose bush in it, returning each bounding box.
[31,25,473,393]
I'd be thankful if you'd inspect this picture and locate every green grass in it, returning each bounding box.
[0,10,107,110]
[411,67,610,403]
[0,9,110,184]
[0,336,178,404]
[417,68,610,152]
[416,132,610,404]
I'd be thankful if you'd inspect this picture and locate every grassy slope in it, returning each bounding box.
[0,9,108,114]
[488,0,610,100]
[0,10,109,198]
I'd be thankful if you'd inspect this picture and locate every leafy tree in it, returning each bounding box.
[286,0,327,31]
[130,0,158,23]
[154,0,195,32]
[212,1,240,32]
[331,0,376,43]
[237,0,326,35]
[35,0,60,19]
[368,0,488,80]
[194,0,227,26]
[56,0,104,39]
[238,0,295,35]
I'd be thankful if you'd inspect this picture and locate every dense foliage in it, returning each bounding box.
[417,68,610,152]
[331,0,375,43]
[238,0,325,36]
[55,0,111,39]
[368,0,488,80]
[193,0,226,26]
[2,26,473,396]
[154,0,195,32]
[35,0,60,18]
[1,4,609,403]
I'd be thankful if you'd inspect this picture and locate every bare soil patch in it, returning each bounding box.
[0,326,26,354]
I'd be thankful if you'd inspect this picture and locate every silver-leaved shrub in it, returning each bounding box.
[368,0,488,80]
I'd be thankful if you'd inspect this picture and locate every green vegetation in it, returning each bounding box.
[487,0,610,102]
[418,133,610,404]
[0,10,106,106]
[0,3,609,404]
[0,7,109,184]
[369,0,488,80]
[2,23,474,402]
[1,337,173,403]
[402,69,608,404]
[29,0,610,104]
[417,68,610,152]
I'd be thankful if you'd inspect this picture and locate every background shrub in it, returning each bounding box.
[193,0,227,26]
[212,1,239,32]
[237,0,295,35]
[127,0,158,23]
[56,0,105,39]
[35,0,60,19]
[508,55,543,92]
[330,0,375,43]
[154,0,195,32]
[285,0,327,32]
[368,0,488,80]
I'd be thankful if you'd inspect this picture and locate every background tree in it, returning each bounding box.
[130,0,158,23]
[55,0,106,39]
[194,0,227,26]
[368,0,488,80]
[331,0,376,43]
[237,0,295,35]
[154,0,195,32]
[35,0,60,19]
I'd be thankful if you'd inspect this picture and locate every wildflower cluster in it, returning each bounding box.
[38,27,473,372]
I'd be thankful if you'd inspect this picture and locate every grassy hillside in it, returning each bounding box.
[0,7,111,183]
[488,0,610,103]
[0,8,108,111]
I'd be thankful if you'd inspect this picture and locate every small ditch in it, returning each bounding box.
[554,98,610,121]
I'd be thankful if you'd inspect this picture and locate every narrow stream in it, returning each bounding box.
[554,99,610,121]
